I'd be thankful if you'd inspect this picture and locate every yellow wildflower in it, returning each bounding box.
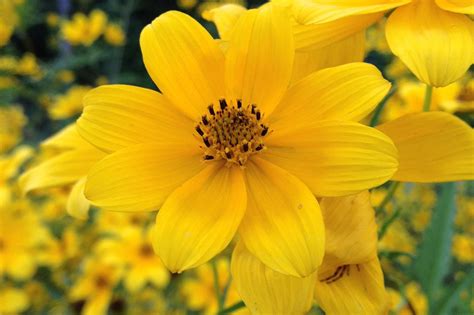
[16,53,42,78]
[379,221,416,255]
[46,12,59,27]
[177,0,198,10]
[77,7,398,277]
[48,85,92,120]
[0,56,18,72]
[452,234,474,263]
[0,287,29,314]
[61,10,108,46]
[104,23,125,46]
[57,70,75,83]
[0,105,27,153]
[0,0,18,47]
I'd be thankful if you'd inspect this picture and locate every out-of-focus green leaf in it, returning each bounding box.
[436,269,474,315]
[414,183,457,312]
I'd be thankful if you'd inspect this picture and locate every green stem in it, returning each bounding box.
[218,301,246,314]
[375,181,400,216]
[211,260,223,312]
[423,84,433,112]
[370,84,397,127]
[378,206,401,239]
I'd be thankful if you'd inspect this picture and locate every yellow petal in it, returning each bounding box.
[270,63,391,128]
[84,143,205,212]
[291,31,365,83]
[225,4,294,116]
[202,4,247,40]
[239,157,325,277]
[154,163,246,273]
[294,12,383,51]
[0,288,29,314]
[435,0,474,14]
[19,148,105,194]
[42,124,92,150]
[263,120,398,196]
[292,0,410,25]
[315,257,389,315]
[140,11,225,119]
[66,177,90,220]
[231,241,316,315]
[320,191,378,267]
[77,84,194,153]
[377,112,474,182]
[385,1,474,87]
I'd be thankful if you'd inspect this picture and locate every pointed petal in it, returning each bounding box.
[320,191,378,267]
[77,84,194,153]
[42,124,92,150]
[19,148,105,194]
[263,121,398,197]
[140,11,225,119]
[377,112,474,182]
[225,4,294,116]
[154,163,246,273]
[84,143,205,212]
[270,63,391,128]
[386,2,474,87]
[435,0,474,14]
[202,4,246,40]
[315,258,390,315]
[231,241,316,314]
[291,31,365,83]
[239,158,325,277]
[66,177,90,220]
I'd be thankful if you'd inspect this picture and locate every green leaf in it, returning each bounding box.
[436,269,474,315]
[413,183,457,312]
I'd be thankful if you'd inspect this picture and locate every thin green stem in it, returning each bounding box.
[378,206,401,238]
[375,181,400,216]
[370,84,397,127]
[211,260,223,312]
[423,84,433,112]
[218,301,246,314]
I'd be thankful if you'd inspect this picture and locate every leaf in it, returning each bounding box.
[436,269,474,315]
[413,183,457,311]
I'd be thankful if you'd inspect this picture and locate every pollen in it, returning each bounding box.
[195,99,270,166]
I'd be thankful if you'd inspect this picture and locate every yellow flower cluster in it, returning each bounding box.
[48,85,92,120]
[0,105,27,153]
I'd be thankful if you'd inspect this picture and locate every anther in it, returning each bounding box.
[195,126,204,136]
[202,115,209,125]
[237,99,242,109]
[261,126,268,136]
[251,104,256,114]
[256,111,261,120]
[242,143,249,152]
[219,99,227,110]
[255,144,263,151]
[208,105,215,115]
[204,155,214,160]
[203,137,211,147]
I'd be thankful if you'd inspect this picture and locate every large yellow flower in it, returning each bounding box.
[77,5,398,277]
[289,0,474,87]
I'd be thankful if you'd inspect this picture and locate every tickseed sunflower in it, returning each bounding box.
[77,5,398,277]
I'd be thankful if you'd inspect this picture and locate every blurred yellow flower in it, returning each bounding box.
[46,12,60,27]
[452,234,474,263]
[379,221,416,256]
[177,0,198,10]
[78,6,398,277]
[17,53,42,78]
[0,287,30,314]
[57,70,75,83]
[0,105,27,153]
[0,0,18,47]
[48,85,92,120]
[61,10,108,46]
[104,23,125,46]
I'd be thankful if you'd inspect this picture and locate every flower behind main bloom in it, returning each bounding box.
[76,5,398,277]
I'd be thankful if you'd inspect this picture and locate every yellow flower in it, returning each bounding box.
[48,85,92,120]
[0,0,18,47]
[46,12,59,27]
[20,124,106,219]
[77,6,398,277]
[0,287,29,314]
[61,10,108,46]
[69,258,123,315]
[16,53,42,78]
[289,0,473,87]
[95,227,170,293]
[181,258,246,314]
[104,23,125,46]
[452,234,474,263]
[0,105,27,153]
[379,221,416,255]
[56,70,75,83]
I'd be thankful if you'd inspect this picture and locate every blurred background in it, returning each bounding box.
[0,0,473,314]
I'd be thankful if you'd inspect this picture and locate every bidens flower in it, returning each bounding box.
[77,5,398,277]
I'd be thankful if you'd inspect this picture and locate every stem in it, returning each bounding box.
[378,206,401,239]
[370,84,397,127]
[218,301,246,314]
[423,84,433,112]
[211,260,223,312]
[375,181,400,216]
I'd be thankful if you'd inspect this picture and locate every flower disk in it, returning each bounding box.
[196,99,269,166]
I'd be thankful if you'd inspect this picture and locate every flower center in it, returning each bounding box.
[195,99,269,166]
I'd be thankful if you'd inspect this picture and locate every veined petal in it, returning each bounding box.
[294,12,383,51]
[291,31,365,83]
[84,143,205,212]
[202,4,246,40]
[225,4,294,116]
[239,157,325,277]
[140,11,225,119]
[385,1,474,87]
[292,0,410,25]
[315,257,389,315]
[154,163,246,273]
[270,63,391,128]
[263,121,398,196]
[77,85,194,153]
[231,241,316,315]
[320,191,378,267]
[435,0,474,14]
[377,112,474,182]
[42,124,93,150]
[19,148,105,194]
[66,177,90,220]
